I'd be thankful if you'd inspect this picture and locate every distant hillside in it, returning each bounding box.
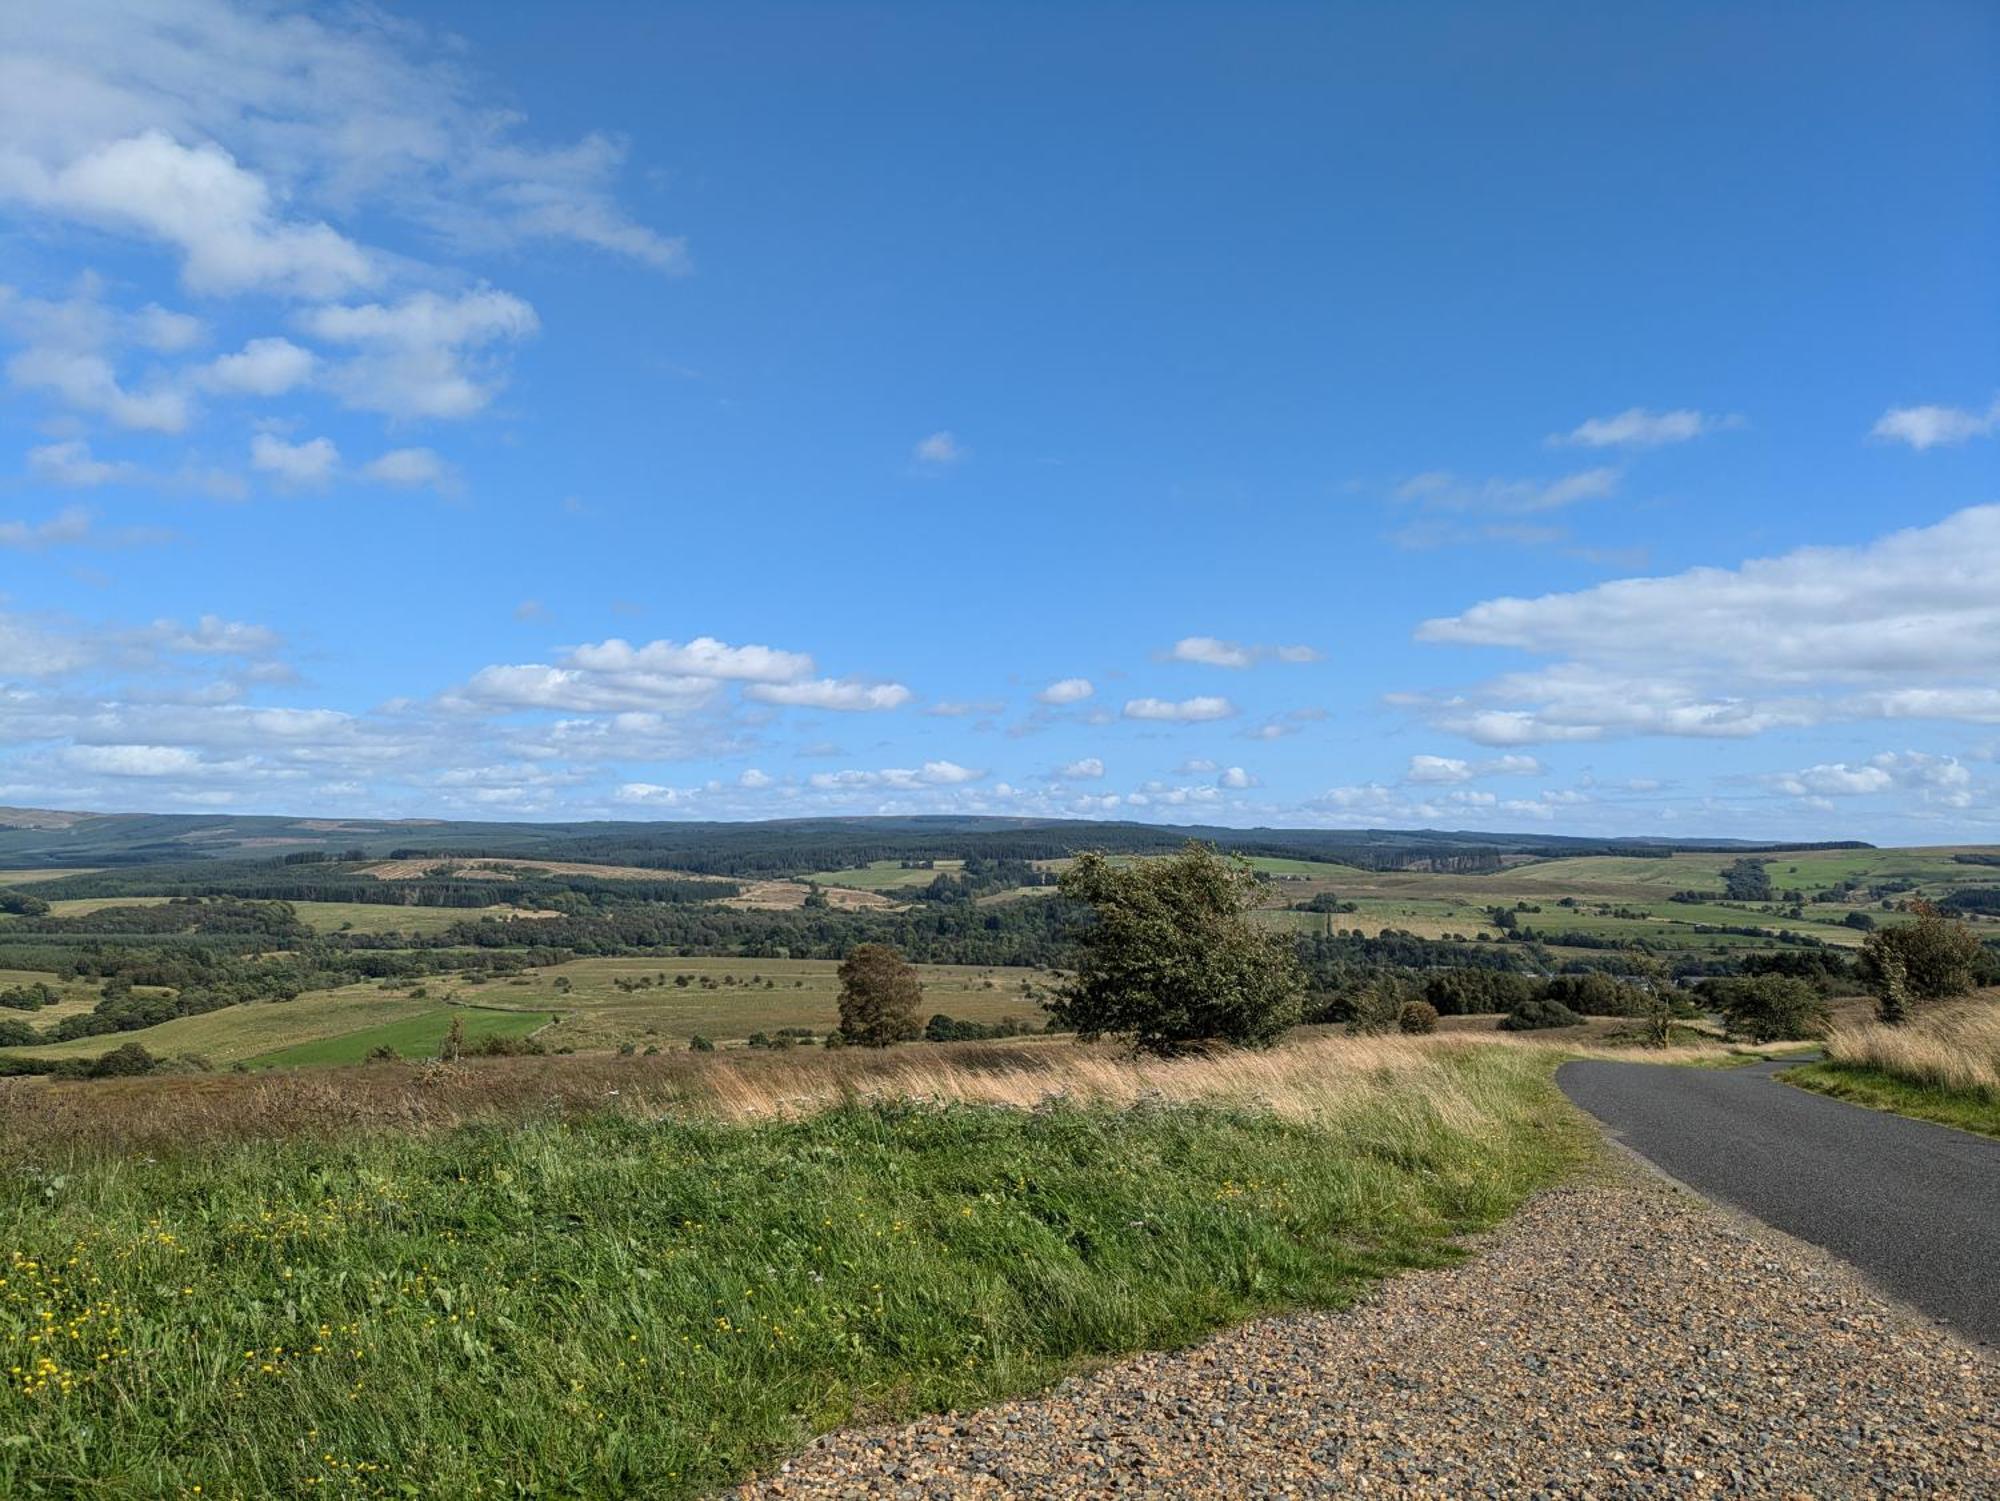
[0,808,1872,875]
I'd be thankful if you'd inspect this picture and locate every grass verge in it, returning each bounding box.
[1,1040,1579,1498]
[1785,1059,2000,1139]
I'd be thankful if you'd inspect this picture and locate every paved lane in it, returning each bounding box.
[1558,1057,2000,1345]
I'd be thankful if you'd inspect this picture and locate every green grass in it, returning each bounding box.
[1785,1060,2000,1138]
[806,860,962,891]
[0,1047,1573,1498]
[247,1006,555,1069]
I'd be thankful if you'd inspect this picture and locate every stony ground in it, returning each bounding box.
[739,1164,1999,1498]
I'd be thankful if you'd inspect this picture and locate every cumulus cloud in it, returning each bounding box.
[1123,696,1236,723]
[1769,751,1974,808]
[1405,753,1544,783]
[198,336,315,396]
[809,761,984,790]
[566,637,814,684]
[912,430,964,467]
[303,289,539,420]
[1036,677,1094,704]
[361,447,456,492]
[1871,397,1999,450]
[1549,408,1743,448]
[1165,636,1321,668]
[249,433,338,489]
[745,678,913,712]
[1058,757,1105,779]
[1217,766,1257,789]
[27,440,135,487]
[1407,505,2000,743]
[0,507,96,549]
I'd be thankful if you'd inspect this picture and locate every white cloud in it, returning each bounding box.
[1770,751,1974,808]
[1395,467,1620,515]
[0,130,375,298]
[738,768,774,789]
[1123,696,1237,723]
[361,447,455,492]
[249,433,338,489]
[6,344,191,432]
[459,664,718,715]
[1549,408,1743,448]
[809,761,984,790]
[1406,754,1473,784]
[913,430,964,466]
[1058,757,1105,780]
[198,336,315,396]
[747,678,913,712]
[1037,677,1094,704]
[0,3,681,276]
[27,440,134,487]
[566,637,814,684]
[304,289,539,420]
[1871,397,1999,450]
[1217,766,1256,789]
[1409,505,2000,742]
[60,743,205,777]
[1177,757,1218,774]
[1166,636,1321,668]
[0,507,95,549]
[1405,752,1544,783]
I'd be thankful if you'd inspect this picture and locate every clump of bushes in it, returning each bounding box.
[1499,997,1584,1032]
[1698,974,1830,1042]
[1397,1001,1439,1036]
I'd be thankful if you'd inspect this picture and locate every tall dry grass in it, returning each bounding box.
[0,1029,1729,1161]
[1824,999,2000,1099]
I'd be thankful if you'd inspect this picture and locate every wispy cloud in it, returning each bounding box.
[1548,407,1743,448]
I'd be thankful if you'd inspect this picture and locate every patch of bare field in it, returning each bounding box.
[723,879,897,911]
[0,1030,1740,1160]
[361,856,724,882]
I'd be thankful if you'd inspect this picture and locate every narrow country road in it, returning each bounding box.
[1558,1057,2000,1346]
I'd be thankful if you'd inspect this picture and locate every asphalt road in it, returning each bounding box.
[1558,1057,2000,1346]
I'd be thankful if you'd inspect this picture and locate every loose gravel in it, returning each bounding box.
[738,1164,1999,1498]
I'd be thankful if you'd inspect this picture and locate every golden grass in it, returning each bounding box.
[0,1030,1735,1160]
[1823,997,2000,1099]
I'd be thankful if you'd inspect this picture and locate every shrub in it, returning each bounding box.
[1343,976,1409,1036]
[1543,972,1651,1018]
[1703,974,1831,1042]
[836,944,924,1048]
[1500,997,1584,1032]
[468,1033,546,1058]
[689,1034,715,1053]
[1397,1000,1439,1035]
[88,1042,158,1078]
[1859,903,1982,1020]
[0,1018,40,1048]
[364,1045,401,1063]
[1050,844,1303,1054]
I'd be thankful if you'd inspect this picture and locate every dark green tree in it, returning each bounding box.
[1049,844,1303,1054]
[836,943,924,1046]
[1858,902,1981,1020]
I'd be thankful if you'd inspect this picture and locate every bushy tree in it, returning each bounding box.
[1707,974,1830,1042]
[1858,902,1982,1021]
[1344,975,1410,1036]
[1499,996,1584,1032]
[836,943,923,1047]
[1397,1000,1440,1035]
[1543,972,1651,1017]
[1050,844,1303,1054]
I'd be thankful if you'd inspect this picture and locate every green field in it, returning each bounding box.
[807,859,962,891]
[0,956,1059,1066]
[287,900,553,936]
[248,1005,555,1068]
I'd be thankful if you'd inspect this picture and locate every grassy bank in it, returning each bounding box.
[1787,1060,2000,1138]
[1787,999,2000,1137]
[1,1039,1580,1498]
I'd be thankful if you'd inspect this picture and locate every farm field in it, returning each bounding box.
[286,899,559,935]
[247,1004,555,1068]
[809,859,964,890]
[0,956,1061,1067]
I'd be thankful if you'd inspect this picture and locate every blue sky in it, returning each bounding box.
[0,0,1996,841]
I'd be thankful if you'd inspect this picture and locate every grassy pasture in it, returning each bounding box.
[0,957,1060,1067]
[0,868,97,885]
[0,1037,1580,1499]
[807,859,963,890]
[248,1006,554,1069]
[287,900,556,936]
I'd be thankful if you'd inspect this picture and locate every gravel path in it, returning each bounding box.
[738,1166,1999,1498]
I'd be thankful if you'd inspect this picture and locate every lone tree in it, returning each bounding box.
[837,943,924,1046]
[1049,843,1304,1055]
[1857,901,1982,1023]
